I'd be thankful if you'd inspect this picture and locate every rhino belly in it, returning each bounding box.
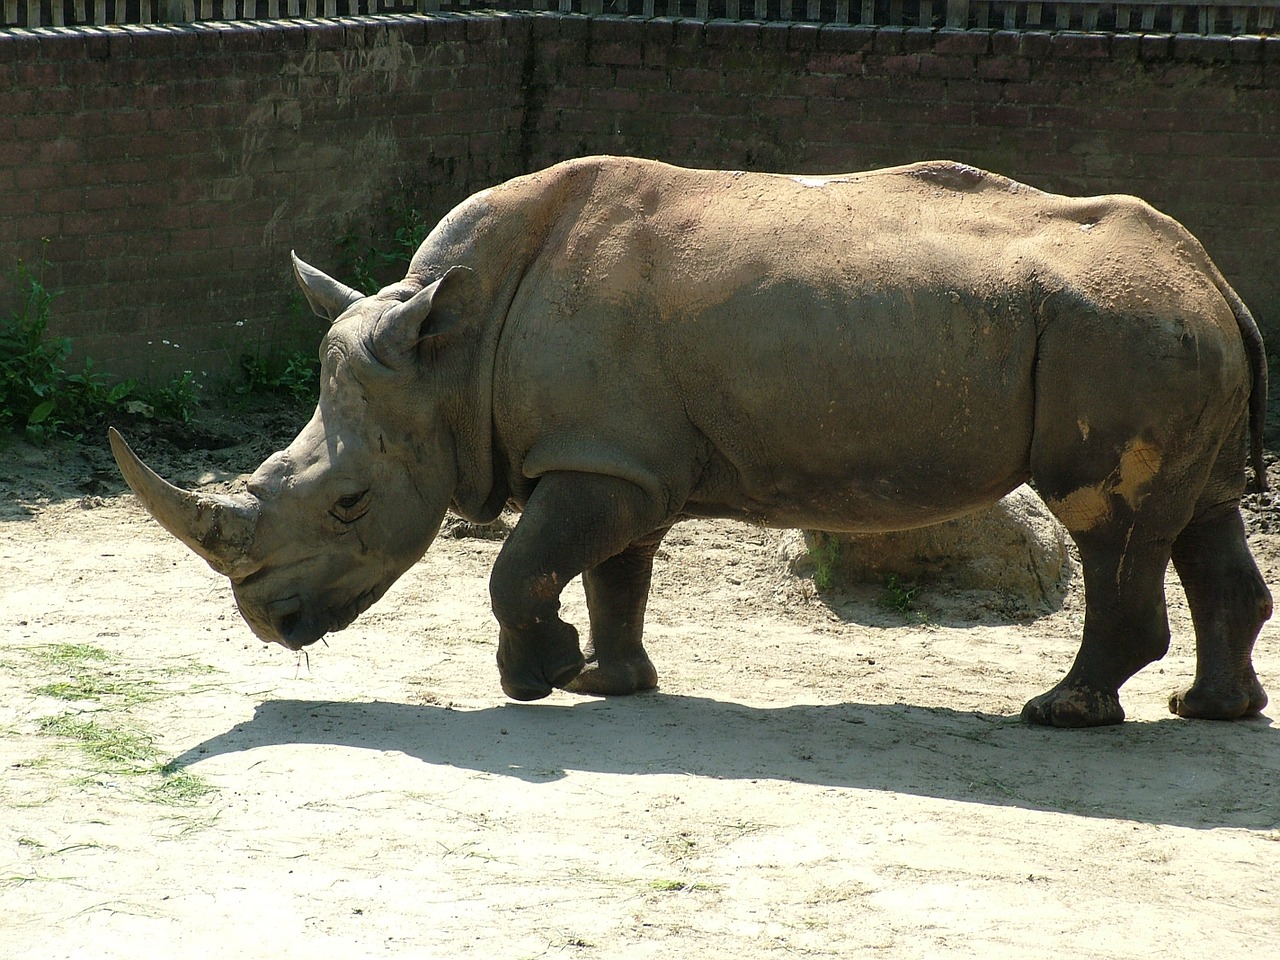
[675,296,1037,532]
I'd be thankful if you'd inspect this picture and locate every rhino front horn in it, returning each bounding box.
[108,427,262,580]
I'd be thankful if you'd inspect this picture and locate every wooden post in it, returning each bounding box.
[946,0,968,28]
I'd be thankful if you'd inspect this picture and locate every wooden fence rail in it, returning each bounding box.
[2,1,1277,38]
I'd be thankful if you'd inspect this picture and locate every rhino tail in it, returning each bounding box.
[1211,272,1268,493]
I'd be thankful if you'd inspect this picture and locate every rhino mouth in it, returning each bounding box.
[267,585,385,650]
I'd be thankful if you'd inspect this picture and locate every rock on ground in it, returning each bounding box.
[799,485,1075,610]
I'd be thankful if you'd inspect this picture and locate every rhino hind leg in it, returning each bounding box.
[566,530,670,697]
[1022,531,1175,727]
[1168,505,1271,719]
[489,472,667,702]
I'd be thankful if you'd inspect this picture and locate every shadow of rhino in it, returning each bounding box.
[166,692,1277,831]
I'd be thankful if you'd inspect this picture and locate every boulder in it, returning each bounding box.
[800,485,1075,610]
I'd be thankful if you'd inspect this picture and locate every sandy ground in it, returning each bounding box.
[2,432,1279,959]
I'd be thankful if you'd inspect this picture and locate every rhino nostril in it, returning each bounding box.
[279,611,302,640]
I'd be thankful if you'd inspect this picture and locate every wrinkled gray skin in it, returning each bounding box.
[113,157,1273,727]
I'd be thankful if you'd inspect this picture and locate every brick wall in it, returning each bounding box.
[0,14,529,380]
[2,13,1278,379]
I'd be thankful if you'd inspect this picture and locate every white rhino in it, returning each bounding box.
[111,156,1271,727]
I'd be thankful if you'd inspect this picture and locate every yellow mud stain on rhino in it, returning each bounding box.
[1046,439,1164,531]
[1114,439,1163,509]
[1047,483,1112,531]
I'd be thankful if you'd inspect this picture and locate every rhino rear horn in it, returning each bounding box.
[291,251,364,322]
[109,428,262,580]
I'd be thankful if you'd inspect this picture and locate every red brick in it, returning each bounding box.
[0,32,40,62]
[976,56,1031,82]
[1051,32,1111,60]
[872,54,921,76]
[932,28,991,57]
[0,189,36,218]
[919,54,981,79]
[36,137,84,164]
[758,22,789,50]
[704,19,752,48]
[592,41,644,67]
[818,24,876,54]
[754,96,807,119]
[670,67,723,93]
[15,60,60,85]
[641,16,676,46]
[613,66,669,91]
[789,23,820,52]
[1139,33,1173,60]
[1090,107,1183,133]
[973,103,1031,128]
[1105,33,1139,62]
[873,27,905,55]
[1174,34,1233,63]
[1013,31,1053,59]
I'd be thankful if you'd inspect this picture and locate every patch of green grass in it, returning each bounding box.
[36,713,215,804]
[809,535,841,592]
[647,878,720,893]
[0,874,45,889]
[154,661,221,679]
[24,646,220,805]
[151,765,216,804]
[38,714,156,767]
[879,574,922,617]
[30,645,161,705]
[34,675,160,703]
[29,643,113,668]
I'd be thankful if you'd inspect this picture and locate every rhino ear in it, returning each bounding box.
[371,266,476,365]
[291,251,364,322]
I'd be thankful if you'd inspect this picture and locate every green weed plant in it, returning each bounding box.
[1,250,204,442]
[337,198,431,294]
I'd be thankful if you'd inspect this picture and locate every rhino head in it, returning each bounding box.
[111,254,476,649]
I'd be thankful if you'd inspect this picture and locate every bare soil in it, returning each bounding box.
[2,404,1278,959]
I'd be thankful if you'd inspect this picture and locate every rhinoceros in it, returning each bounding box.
[111,156,1272,727]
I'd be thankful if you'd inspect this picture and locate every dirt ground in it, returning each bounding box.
[2,408,1278,959]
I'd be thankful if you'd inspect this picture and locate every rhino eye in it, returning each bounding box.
[331,490,369,523]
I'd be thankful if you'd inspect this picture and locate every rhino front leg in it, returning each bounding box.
[566,529,671,696]
[489,471,668,702]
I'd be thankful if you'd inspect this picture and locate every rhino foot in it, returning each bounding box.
[565,654,659,696]
[1021,683,1125,727]
[499,655,585,702]
[1169,676,1268,720]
